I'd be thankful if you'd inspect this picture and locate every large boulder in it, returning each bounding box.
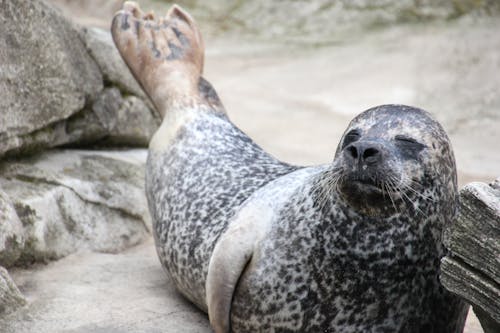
[0,149,151,266]
[0,0,103,156]
[0,0,159,158]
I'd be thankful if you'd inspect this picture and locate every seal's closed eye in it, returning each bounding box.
[394,135,426,160]
[394,135,426,148]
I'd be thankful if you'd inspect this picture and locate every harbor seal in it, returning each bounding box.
[111,2,469,332]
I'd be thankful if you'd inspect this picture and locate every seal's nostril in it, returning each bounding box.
[363,147,379,160]
[347,146,358,159]
[345,143,381,164]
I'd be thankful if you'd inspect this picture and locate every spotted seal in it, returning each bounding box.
[111,2,469,332]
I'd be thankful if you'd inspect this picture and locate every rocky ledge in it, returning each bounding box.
[0,149,151,268]
[0,0,159,158]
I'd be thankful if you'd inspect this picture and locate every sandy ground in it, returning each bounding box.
[2,237,484,333]
[4,1,498,332]
[2,239,210,333]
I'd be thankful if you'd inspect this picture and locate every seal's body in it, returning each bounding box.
[111,3,468,332]
[146,108,296,310]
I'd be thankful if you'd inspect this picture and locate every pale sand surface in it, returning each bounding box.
[2,238,484,333]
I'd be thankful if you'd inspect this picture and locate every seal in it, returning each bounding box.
[111,3,469,332]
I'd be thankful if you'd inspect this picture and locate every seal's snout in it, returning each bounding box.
[344,141,383,167]
[336,137,401,216]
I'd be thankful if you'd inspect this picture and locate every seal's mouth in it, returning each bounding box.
[338,180,394,217]
[346,174,383,194]
[335,169,402,217]
[352,180,382,192]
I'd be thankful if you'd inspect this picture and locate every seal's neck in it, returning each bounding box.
[154,76,226,119]
[148,105,212,153]
[310,169,445,256]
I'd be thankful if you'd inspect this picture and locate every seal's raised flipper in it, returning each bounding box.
[111,1,205,115]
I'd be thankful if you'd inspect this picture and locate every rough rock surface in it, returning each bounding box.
[0,266,26,316]
[64,87,159,147]
[79,27,160,144]
[131,0,500,41]
[0,0,159,158]
[0,0,103,156]
[91,88,159,147]
[0,190,25,267]
[0,149,151,266]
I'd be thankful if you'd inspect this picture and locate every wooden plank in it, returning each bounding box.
[441,178,500,331]
[443,181,500,283]
[441,257,499,323]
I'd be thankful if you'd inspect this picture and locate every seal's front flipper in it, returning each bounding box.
[206,220,258,333]
[206,168,317,333]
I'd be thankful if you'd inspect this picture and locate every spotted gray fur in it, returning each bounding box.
[147,103,468,332]
[146,109,297,310]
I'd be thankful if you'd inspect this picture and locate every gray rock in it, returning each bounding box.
[0,266,26,316]
[92,88,160,147]
[0,0,103,157]
[168,0,500,41]
[0,0,160,158]
[0,149,151,265]
[0,191,25,268]
[61,88,159,147]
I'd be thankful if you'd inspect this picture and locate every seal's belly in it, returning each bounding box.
[228,221,449,333]
[230,245,409,333]
[225,181,434,332]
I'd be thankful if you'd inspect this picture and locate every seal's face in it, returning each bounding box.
[332,104,456,217]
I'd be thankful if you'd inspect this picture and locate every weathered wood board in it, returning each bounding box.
[441,178,500,333]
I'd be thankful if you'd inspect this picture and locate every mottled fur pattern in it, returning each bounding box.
[222,106,469,332]
[148,104,468,332]
[146,108,297,310]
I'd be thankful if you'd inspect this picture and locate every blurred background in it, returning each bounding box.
[49,0,500,186]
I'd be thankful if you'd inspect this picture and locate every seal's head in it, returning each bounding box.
[332,104,457,217]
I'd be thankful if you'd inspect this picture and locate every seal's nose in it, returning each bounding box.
[344,142,382,166]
